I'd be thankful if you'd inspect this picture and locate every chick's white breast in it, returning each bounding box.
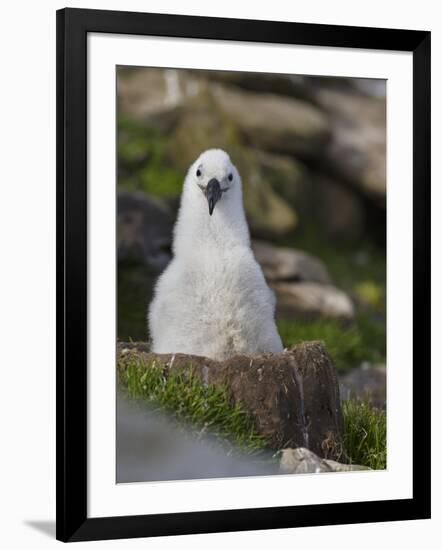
[150,249,276,357]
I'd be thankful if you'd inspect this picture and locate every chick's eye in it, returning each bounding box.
[228,173,233,182]
[196,169,201,177]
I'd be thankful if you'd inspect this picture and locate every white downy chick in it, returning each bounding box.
[148,149,283,360]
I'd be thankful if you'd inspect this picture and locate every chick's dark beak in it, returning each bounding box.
[206,178,222,216]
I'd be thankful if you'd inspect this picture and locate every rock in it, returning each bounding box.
[117,67,203,131]
[117,341,344,460]
[339,363,386,409]
[315,88,386,203]
[118,67,171,118]
[253,154,366,242]
[251,153,366,242]
[252,241,354,321]
[252,241,356,321]
[195,71,315,102]
[241,165,298,238]
[252,149,309,205]
[310,175,365,241]
[213,85,330,158]
[272,282,355,321]
[165,92,234,166]
[118,190,173,270]
[280,447,369,474]
[252,240,332,285]
[166,91,298,238]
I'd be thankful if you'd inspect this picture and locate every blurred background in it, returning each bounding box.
[117,66,387,410]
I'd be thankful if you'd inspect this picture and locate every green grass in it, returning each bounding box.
[277,313,386,372]
[276,224,387,373]
[118,355,267,456]
[280,224,386,319]
[282,224,385,289]
[342,400,387,469]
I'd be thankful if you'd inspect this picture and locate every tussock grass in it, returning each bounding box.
[118,357,387,470]
[118,356,267,456]
[342,400,387,470]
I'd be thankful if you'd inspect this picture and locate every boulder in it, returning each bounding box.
[280,447,369,474]
[165,90,237,171]
[166,91,298,238]
[315,87,386,203]
[213,85,330,157]
[117,341,344,460]
[310,175,366,241]
[252,240,332,285]
[250,152,366,242]
[242,175,298,238]
[252,241,355,321]
[339,363,386,409]
[118,190,173,270]
[252,149,309,205]
[252,153,366,242]
[194,70,315,102]
[272,282,355,321]
[117,67,203,131]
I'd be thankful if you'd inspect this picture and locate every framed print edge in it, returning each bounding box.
[56,7,431,542]
[411,31,431,518]
[56,8,88,542]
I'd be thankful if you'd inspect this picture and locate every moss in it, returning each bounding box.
[118,355,267,456]
[342,400,387,469]
[118,116,183,197]
[353,280,384,310]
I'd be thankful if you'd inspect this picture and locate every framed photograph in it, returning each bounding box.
[56,7,431,542]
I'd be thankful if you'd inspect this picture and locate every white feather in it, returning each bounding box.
[148,149,283,360]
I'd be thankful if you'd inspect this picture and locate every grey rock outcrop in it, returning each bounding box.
[315,87,386,203]
[214,85,330,157]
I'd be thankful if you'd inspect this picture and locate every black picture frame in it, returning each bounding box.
[56,7,431,542]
